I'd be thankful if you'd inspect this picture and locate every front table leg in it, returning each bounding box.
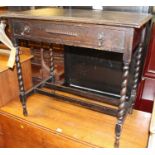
[15,46,28,116]
[114,62,130,147]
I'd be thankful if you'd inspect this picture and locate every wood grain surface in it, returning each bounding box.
[0,8,152,28]
[0,93,151,148]
[0,49,33,107]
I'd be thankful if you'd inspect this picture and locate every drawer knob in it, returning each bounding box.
[21,25,30,35]
[98,32,104,47]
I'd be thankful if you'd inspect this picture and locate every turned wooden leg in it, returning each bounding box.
[49,48,55,83]
[114,62,129,147]
[15,46,28,116]
[129,43,143,114]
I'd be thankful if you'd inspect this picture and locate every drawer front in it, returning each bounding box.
[12,19,126,52]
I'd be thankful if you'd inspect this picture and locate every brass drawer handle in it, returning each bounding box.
[98,32,104,47]
[21,25,30,35]
[45,29,78,37]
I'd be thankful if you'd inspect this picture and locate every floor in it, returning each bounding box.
[0,93,151,148]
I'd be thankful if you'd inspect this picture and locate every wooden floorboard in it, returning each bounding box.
[0,93,151,148]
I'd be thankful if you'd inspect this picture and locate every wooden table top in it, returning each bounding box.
[0,8,152,28]
[0,93,151,148]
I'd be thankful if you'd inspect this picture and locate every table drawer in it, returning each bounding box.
[13,19,126,52]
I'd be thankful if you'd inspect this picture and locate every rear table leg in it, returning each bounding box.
[129,43,143,114]
[49,48,55,83]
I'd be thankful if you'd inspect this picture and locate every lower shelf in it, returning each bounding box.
[0,93,151,148]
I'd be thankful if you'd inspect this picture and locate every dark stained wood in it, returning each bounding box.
[0,8,152,28]
[0,6,8,14]
[0,93,151,148]
[1,8,150,61]
[0,8,152,147]
[10,19,142,54]
[12,19,129,53]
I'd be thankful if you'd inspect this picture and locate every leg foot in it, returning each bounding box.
[114,138,119,148]
[129,107,133,114]
[114,123,122,148]
[23,108,28,116]
[20,95,28,116]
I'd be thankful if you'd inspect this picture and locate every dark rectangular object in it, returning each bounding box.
[64,46,135,98]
